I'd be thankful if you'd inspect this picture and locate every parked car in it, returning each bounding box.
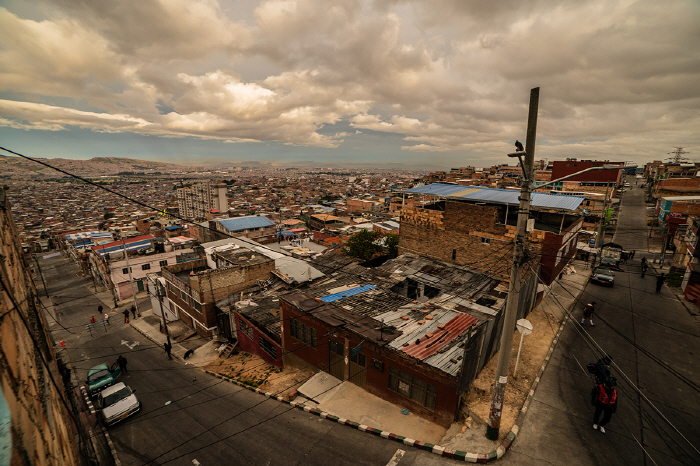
[87,363,122,396]
[591,266,615,286]
[97,382,140,426]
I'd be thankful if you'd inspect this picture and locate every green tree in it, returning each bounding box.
[103,212,115,220]
[344,229,383,260]
[384,232,400,258]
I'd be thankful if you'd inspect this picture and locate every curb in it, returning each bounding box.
[103,430,121,466]
[79,386,96,414]
[202,317,561,465]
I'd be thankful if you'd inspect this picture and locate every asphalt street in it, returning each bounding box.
[39,254,442,466]
[499,184,700,466]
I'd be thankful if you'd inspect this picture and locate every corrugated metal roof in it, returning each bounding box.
[215,216,275,232]
[404,184,584,211]
[401,313,478,360]
[91,235,155,256]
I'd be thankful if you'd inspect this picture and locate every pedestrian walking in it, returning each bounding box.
[116,355,128,374]
[630,250,635,260]
[594,355,613,385]
[97,304,103,314]
[641,261,648,278]
[131,305,137,319]
[591,379,618,434]
[581,302,597,326]
[656,273,666,293]
[90,316,96,323]
[104,313,110,324]
[123,308,130,323]
[164,342,172,360]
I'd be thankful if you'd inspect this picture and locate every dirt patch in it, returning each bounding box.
[464,307,561,440]
[204,351,315,398]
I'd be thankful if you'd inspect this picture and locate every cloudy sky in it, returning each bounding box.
[1,0,698,170]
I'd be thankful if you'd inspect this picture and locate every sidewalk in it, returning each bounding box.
[125,259,593,461]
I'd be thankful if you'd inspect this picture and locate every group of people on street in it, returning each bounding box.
[122,305,140,322]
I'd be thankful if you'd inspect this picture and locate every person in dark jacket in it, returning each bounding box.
[591,379,618,433]
[594,355,613,385]
[656,273,666,293]
[164,342,172,360]
[123,308,130,323]
[116,355,128,374]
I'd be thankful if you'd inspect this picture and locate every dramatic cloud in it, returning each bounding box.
[0,0,698,165]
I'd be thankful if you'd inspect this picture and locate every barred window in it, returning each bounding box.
[239,319,253,340]
[180,290,188,302]
[141,263,151,270]
[259,335,277,358]
[159,260,168,266]
[193,300,202,313]
[388,366,437,410]
[290,317,317,349]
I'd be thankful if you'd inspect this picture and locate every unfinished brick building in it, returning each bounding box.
[398,184,584,285]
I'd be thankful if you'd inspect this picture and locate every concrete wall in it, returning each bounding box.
[234,314,283,368]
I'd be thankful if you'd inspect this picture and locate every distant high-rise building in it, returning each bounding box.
[177,181,228,220]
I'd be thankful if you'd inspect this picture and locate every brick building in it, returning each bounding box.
[278,253,537,426]
[161,247,275,337]
[398,184,584,285]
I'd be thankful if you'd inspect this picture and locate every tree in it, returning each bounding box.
[343,229,383,261]
[384,233,399,258]
[103,212,115,220]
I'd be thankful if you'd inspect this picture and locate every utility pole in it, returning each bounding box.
[486,87,538,440]
[156,282,172,348]
[122,238,140,314]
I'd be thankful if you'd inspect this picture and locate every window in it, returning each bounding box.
[481,237,491,245]
[452,249,457,260]
[159,260,168,267]
[180,290,188,302]
[290,317,317,349]
[122,267,131,274]
[193,300,202,313]
[239,319,253,340]
[259,335,277,358]
[141,263,151,271]
[388,366,437,410]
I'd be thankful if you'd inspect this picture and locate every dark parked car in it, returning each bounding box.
[591,266,614,286]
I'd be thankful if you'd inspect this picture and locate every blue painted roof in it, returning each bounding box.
[215,216,276,232]
[165,225,180,231]
[321,285,377,302]
[403,184,584,211]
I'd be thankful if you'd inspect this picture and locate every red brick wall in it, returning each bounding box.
[235,314,283,368]
[279,299,459,426]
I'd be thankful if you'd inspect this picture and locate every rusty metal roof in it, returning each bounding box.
[400,313,478,360]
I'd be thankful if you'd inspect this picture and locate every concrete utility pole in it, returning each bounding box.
[486,87,538,440]
[156,282,172,348]
[594,182,612,264]
[122,238,140,314]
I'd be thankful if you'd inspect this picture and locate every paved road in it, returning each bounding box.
[499,185,700,466]
[40,254,442,466]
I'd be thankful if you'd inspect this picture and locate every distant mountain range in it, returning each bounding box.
[1,154,433,179]
[1,154,185,178]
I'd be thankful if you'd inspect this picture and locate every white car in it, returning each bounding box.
[97,382,140,426]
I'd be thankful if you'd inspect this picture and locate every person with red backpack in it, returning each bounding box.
[591,378,618,433]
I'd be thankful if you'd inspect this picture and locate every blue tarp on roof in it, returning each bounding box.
[321,285,377,302]
[165,225,180,231]
[403,184,584,211]
[216,216,275,232]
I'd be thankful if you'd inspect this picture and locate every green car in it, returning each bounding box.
[87,363,122,396]
[591,267,614,286]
